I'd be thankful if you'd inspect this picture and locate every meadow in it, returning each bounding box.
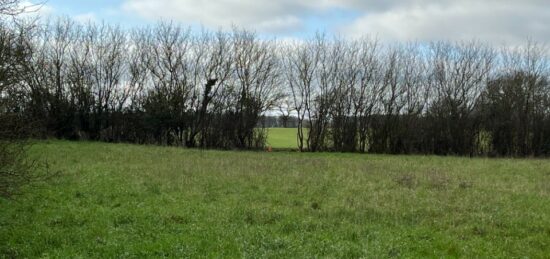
[1,137,549,257]
[266,128,301,149]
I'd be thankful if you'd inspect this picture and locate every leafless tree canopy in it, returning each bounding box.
[0,0,43,16]
[0,14,45,197]
[1,17,550,156]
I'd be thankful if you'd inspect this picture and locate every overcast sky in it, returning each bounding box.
[25,0,550,44]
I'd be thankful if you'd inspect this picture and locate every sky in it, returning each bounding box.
[23,0,550,45]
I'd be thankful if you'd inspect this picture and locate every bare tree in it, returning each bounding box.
[353,37,382,152]
[230,28,282,148]
[329,38,360,151]
[0,0,43,17]
[283,36,321,151]
[0,18,43,197]
[186,29,233,148]
[481,41,549,156]
[276,97,294,128]
[426,41,494,155]
[4,14,550,157]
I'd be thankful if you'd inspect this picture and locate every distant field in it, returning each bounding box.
[266,128,299,149]
[1,141,550,257]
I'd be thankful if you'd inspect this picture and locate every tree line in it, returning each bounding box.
[2,18,549,156]
[284,36,550,156]
[3,18,281,149]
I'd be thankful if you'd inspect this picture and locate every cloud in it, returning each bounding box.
[19,1,54,17]
[18,2,97,25]
[121,0,339,33]
[119,0,550,44]
[340,0,550,44]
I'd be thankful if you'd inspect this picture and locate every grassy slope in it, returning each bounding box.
[1,140,550,257]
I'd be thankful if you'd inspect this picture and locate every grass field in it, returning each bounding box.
[1,140,550,257]
[266,128,300,149]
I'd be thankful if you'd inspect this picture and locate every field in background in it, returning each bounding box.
[1,141,549,257]
[266,128,299,149]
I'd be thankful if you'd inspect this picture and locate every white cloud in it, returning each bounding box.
[340,0,550,44]
[120,0,550,44]
[18,2,97,25]
[19,1,54,17]
[121,0,336,33]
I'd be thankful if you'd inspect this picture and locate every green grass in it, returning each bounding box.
[1,140,550,257]
[266,128,301,149]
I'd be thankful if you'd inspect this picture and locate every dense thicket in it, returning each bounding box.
[2,18,549,156]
